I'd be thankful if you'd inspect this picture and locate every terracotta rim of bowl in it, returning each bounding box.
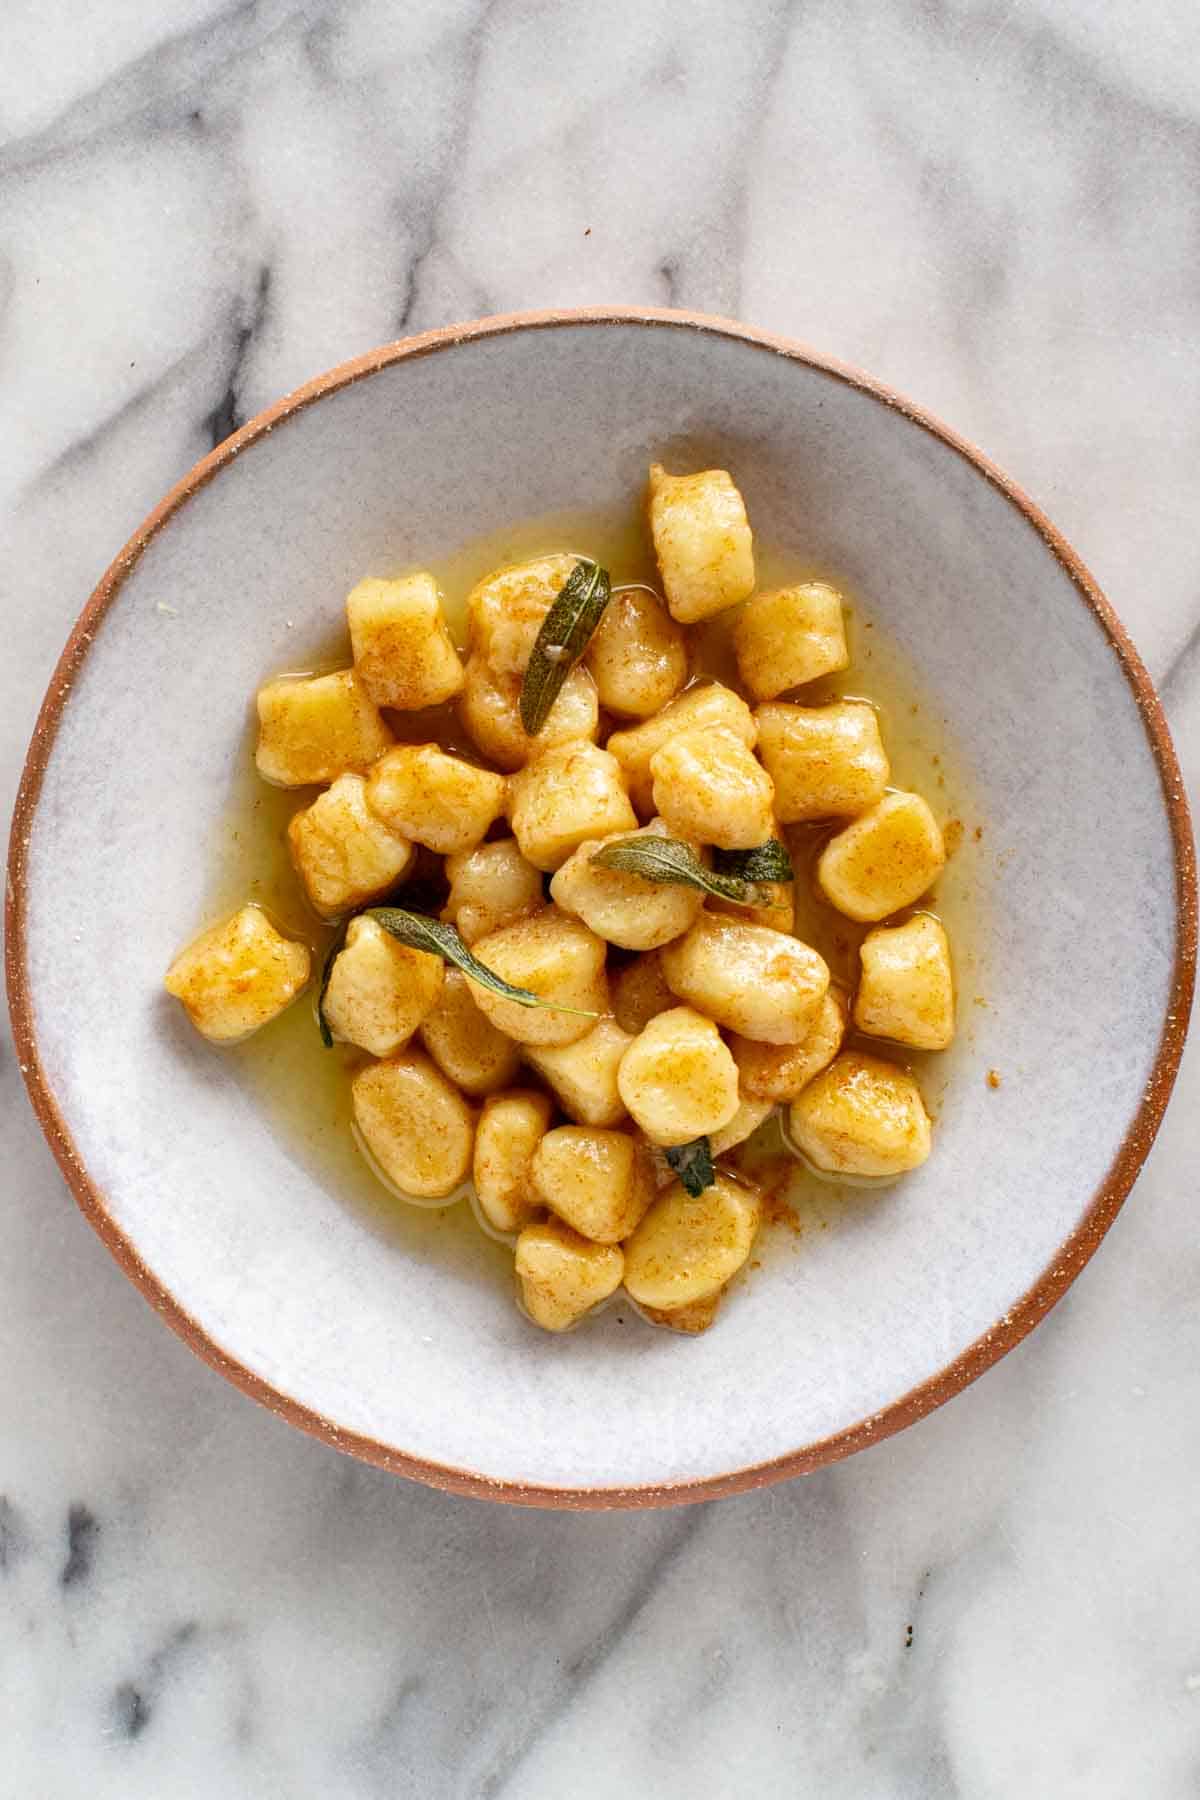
[6,308,1196,1509]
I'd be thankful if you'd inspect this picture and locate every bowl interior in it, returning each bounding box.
[17,319,1184,1496]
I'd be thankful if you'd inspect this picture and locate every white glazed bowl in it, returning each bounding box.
[8,311,1194,1508]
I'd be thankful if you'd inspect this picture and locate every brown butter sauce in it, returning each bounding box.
[202,506,984,1282]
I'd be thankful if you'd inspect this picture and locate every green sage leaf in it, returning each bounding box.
[316,918,350,1048]
[711,839,794,884]
[318,906,599,1046]
[519,558,611,735]
[665,1137,715,1197]
[369,908,599,1016]
[590,835,758,905]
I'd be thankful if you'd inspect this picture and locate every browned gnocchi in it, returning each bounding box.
[167,459,959,1338]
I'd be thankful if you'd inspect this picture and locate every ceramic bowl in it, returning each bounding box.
[7,310,1194,1508]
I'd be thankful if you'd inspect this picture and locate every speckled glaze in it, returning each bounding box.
[6,310,1195,1508]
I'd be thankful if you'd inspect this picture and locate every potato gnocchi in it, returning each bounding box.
[166,461,962,1339]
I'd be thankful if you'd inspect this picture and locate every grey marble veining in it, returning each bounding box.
[3,2,1199,1794]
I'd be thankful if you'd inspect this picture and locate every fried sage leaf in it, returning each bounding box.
[318,906,598,1046]
[370,908,601,1015]
[519,557,611,735]
[711,838,794,884]
[316,918,351,1047]
[591,834,758,905]
[665,1137,715,1197]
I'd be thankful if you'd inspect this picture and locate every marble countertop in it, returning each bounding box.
[3,3,1199,1794]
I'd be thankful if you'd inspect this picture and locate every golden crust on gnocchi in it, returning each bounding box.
[170,456,959,1340]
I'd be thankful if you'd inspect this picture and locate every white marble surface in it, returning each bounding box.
[2,1,1199,1793]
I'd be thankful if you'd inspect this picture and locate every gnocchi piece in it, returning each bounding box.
[734,581,849,701]
[441,837,543,946]
[164,904,310,1043]
[708,880,795,935]
[549,819,705,951]
[508,740,637,872]
[649,726,776,851]
[854,914,955,1050]
[585,587,687,718]
[419,970,523,1096]
[287,773,414,918]
[346,573,465,711]
[789,1051,932,1178]
[607,681,757,816]
[473,1089,555,1236]
[515,1217,624,1333]
[708,1096,774,1156]
[616,1006,740,1146]
[639,1292,723,1335]
[255,669,393,788]
[530,1126,654,1243]
[352,1049,475,1199]
[612,950,677,1036]
[755,700,889,824]
[817,791,946,923]
[322,915,444,1057]
[662,913,829,1045]
[647,464,755,624]
[731,987,848,1101]
[524,1018,634,1126]
[365,743,507,856]
[467,553,578,676]
[469,909,608,1047]
[623,1173,762,1308]
[459,653,599,772]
